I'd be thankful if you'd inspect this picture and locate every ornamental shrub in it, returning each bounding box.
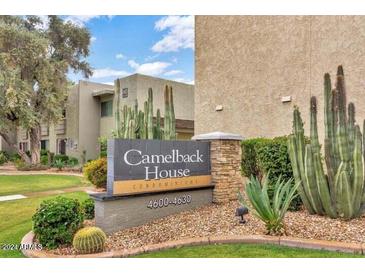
[241,136,303,211]
[40,155,48,166]
[67,157,79,167]
[53,159,65,170]
[0,151,9,165]
[82,198,95,219]
[53,154,69,164]
[40,149,49,156]
[241,138,271,180]
[83,157,107,188]
[9,153,21,162]
[32,196,84,249]
[98,136,107,157]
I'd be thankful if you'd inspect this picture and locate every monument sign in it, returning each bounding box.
[91,139,213,234]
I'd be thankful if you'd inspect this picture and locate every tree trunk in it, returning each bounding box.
[29,124,41,165]
[0,131,31,163]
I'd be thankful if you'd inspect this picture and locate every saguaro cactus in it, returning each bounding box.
[288,65,365,219]
[114,85,176,140]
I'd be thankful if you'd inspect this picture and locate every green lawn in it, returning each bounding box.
[0,176,362,259]
[0,174,87,196]
[136,243,364,258]
[0,191,89,258]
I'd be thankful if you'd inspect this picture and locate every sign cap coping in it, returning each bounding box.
[192,131,244,141]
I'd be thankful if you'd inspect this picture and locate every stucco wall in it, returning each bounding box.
[78,81,113,161]
[195,16,365,142]
[117,74,194,121]
[65,84,80,159]
[100,94,115,138]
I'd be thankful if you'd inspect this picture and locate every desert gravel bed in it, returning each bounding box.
[54,201,365,255]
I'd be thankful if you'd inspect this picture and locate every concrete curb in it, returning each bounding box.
[21,231,365,258]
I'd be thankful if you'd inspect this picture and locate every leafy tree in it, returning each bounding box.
[0,16,92,163]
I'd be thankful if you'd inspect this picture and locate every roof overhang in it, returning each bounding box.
[92,89,115,97]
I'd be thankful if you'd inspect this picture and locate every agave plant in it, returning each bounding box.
[239,174,299,235]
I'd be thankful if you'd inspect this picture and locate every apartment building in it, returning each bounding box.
[195,16,365,142]
[13,74,194,161]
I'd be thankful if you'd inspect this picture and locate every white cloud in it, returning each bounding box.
[91,36,97,42]
[128,60,171,76]
[115,53,125,60]
[35,15,50,30]
[172,78,194,85]
[144,54,159,62]
[92,68,129,79]
[31,15,106,30]
[102,82,114,85]
[152,15,194,53]
[164,70,183,76]
[64,15,101,27]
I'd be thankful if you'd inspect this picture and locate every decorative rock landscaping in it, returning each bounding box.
[22,201,365,257]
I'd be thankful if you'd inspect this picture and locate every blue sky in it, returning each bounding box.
[63,15,194,85]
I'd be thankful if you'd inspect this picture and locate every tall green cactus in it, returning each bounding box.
[114,85,176,140]
[147,88,154,139]
[288,65,365,219]
[164,85,171,140]
[169,86,176,139]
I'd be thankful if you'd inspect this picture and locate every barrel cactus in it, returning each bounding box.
[288,65,365,219]
[73,227,107,254]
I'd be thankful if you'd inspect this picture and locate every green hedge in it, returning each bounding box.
[82,198,95,220]
[0,151,9,165]
[241,136,303,211]
[32,196,84,249]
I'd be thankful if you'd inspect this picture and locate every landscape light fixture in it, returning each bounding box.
[235,206,249,224]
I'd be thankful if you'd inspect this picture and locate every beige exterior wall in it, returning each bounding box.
[115,74,195,138]
[76,81,114,161]
[14,75,194,161]
[99,94,115,138]
[195,16,365,142]
[133,74,194,121]
[64,84,79,158]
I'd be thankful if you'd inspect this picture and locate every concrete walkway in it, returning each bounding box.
[0,186,99,202]
[0,194,27,202]
[23,186,98,198]
[0,171,84,177]
[0,163,83,177]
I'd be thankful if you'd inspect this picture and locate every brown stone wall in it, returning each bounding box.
[210,139,244,203]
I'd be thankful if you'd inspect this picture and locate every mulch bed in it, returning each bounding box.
[53,201,365,255]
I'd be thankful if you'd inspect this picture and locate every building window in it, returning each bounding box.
[122,88,128,98]
[19,142,28,152]
[40,140,49,150]
[57,139,67,155]
[101,100,113,117]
